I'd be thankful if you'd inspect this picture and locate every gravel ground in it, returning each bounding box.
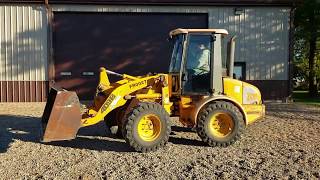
[0,102,319,179]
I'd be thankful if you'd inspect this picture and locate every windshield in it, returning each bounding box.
[169,34,184,73]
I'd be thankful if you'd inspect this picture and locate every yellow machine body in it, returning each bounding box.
[41,68,264,142]
[41,28,265,152]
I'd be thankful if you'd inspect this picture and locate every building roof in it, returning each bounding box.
[170,28,228,37]
[1,0,301,6]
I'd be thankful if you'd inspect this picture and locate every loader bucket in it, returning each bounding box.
[41,85,82,142]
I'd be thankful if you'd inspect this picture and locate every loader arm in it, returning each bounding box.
[82,75,155,126]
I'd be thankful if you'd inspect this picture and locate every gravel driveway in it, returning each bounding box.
[0,103,319,179]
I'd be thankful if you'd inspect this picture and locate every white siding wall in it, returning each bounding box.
[53,5,290,81]
[0,4,48,81]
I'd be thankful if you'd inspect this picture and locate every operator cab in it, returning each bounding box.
[168,28,229,96]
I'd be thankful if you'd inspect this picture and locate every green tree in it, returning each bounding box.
[294,0,320,97]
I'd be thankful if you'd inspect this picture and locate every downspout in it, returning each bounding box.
[45,0,55,94]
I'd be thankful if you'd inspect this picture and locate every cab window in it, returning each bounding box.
[169,35,184,73]
[183,34,213,94]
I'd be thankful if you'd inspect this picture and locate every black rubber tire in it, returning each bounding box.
[104,109,118,127]
[196,101,245,147]
[104,107,125,138]
[123,102,171,152]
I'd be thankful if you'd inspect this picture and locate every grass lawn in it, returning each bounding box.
[293,91,320,106]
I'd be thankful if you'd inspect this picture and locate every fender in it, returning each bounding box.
[191,95,248,125]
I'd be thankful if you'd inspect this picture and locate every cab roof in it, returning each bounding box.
[169,28,229,37]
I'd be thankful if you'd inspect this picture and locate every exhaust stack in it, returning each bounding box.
[227,36,236,78]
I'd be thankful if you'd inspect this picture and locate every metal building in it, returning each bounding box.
[0,0,298,102]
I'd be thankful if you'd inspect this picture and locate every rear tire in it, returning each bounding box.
[196,101,245,147]
[123,102,171,152]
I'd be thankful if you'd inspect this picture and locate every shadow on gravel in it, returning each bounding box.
[0,114,134,153]
[266,104,320,122]
[170,126,206,147]
[0,115,207,153]
[169,137,206,147]
[0,115,41,153]
[46,137,133,152]
[46,123,133,152]
[268,107,320,114]
[171,126,194,133]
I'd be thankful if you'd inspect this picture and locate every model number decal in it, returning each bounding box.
[110,96,121,110]
[101,94,116,113]
[129,80,147,89]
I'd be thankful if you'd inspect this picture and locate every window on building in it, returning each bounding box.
[233,62,246,80]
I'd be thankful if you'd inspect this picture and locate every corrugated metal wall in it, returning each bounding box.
[52,5,290,81]
[0,4,290,101]
[0,4,48,102]
[209,8,290,80]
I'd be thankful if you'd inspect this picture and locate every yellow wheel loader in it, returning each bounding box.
[41,28,265,152]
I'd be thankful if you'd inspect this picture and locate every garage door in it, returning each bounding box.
[53,12,208,100]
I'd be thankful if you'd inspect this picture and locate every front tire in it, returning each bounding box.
[197,101,245,147]
[123,102,171,152]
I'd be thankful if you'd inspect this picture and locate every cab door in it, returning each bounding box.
[168,34,185,95]
[182,34,214,95]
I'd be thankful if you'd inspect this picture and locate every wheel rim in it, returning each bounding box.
[209,112,234,138]
[137,114,162,142]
